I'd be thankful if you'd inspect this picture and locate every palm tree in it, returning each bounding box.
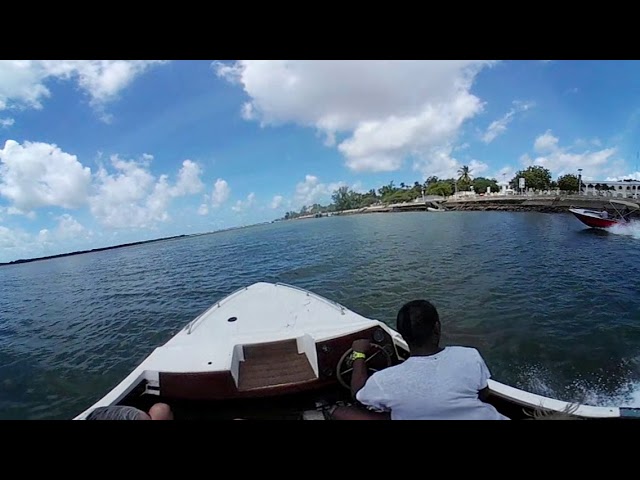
[457,165,473,184]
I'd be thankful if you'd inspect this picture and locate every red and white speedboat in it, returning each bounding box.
[569,199,638,229]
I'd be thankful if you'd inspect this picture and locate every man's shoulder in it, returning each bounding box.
[445,345,482,361]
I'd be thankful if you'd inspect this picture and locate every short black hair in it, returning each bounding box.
[396,300,440,346]
[85,406,147,420]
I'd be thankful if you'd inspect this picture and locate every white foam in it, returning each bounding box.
[575,379,640,408]
[608,220,640,239]
[515,364,640,408]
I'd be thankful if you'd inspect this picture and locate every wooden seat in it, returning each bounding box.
[238,339,316,391]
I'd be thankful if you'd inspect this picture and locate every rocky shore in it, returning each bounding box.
[295,195,637,219]
[440,195,634,214]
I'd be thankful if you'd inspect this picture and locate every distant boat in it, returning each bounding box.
[569,199,638,229]
[427,207,445,212]
[74,282,639,420]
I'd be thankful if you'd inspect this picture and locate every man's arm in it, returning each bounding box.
[474,349,492,403]
[351,357,369,397]
[350,339,372,398]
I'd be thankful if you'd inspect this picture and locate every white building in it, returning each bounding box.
[498,180,514,195]
[582,180,640,198]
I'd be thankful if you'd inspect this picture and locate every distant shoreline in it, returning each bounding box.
[286,195,638,219]
[0,235,190,267]
[0,222,273,267]
[4,196,635,267]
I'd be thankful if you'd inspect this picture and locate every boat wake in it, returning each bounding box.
[516,365,640,408]
[608,220,640,239]
[573,379,640,408]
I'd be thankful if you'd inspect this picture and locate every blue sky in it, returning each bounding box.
[1,60,639,262]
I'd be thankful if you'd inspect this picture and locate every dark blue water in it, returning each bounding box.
[2,211,640,419]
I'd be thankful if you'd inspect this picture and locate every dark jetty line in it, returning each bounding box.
[0,234,188,267]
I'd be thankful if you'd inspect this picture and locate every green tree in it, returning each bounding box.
[427,181,453,197]
[511,165,552,191]
[457,165,473,184]
[425,176,439,185]
[378,181,397,199]
[332,186,353,211]
[557,174,578,193]
[472,177,499,193]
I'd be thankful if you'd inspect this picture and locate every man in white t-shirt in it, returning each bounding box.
[331,299,509,420]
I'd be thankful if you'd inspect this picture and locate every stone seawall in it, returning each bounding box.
[291,196,639,220]
[441,196,632,213]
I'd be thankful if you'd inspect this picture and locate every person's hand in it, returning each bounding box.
[352,339,371,355]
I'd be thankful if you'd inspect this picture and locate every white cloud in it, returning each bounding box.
[293,174,347,208]
[351,181,366,194]
[412,145,462,179]
[413,149,494,180]
[576,137,603,149]
[534,129,559,153]
[0,139,92,213]
[198,203,209,216]
[523,130,621,179]
[232,192,256,212]
[494,166,515,183]
[172,160,204,196]
[211,178,230,207]
[55,214,91,240]
[605,171,640,181]
[38,214,91,245]
[468,159,489,176]
[215,60,496,173]
[481,100,534,144]
[0,60,166,118]
[0,117,14,128]
[0,215,93,262]
[89,154,203,229]
[0,225,30,249]
[270,195,283,209]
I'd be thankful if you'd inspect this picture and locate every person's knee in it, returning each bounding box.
[148,402,173,420]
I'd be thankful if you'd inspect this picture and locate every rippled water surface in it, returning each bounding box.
[2,211,640,419]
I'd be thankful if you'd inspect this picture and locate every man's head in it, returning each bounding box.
[85,403,173,420]
[86,405,151,420]
[396,300,441,349]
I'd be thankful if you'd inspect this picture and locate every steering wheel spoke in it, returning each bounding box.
[365,350,381,363]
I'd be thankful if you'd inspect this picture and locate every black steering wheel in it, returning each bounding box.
[336,343,394,389]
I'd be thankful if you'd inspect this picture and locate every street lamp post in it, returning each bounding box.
[577,168,583,196]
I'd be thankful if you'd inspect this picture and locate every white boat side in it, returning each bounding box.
[74,282,635,420]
